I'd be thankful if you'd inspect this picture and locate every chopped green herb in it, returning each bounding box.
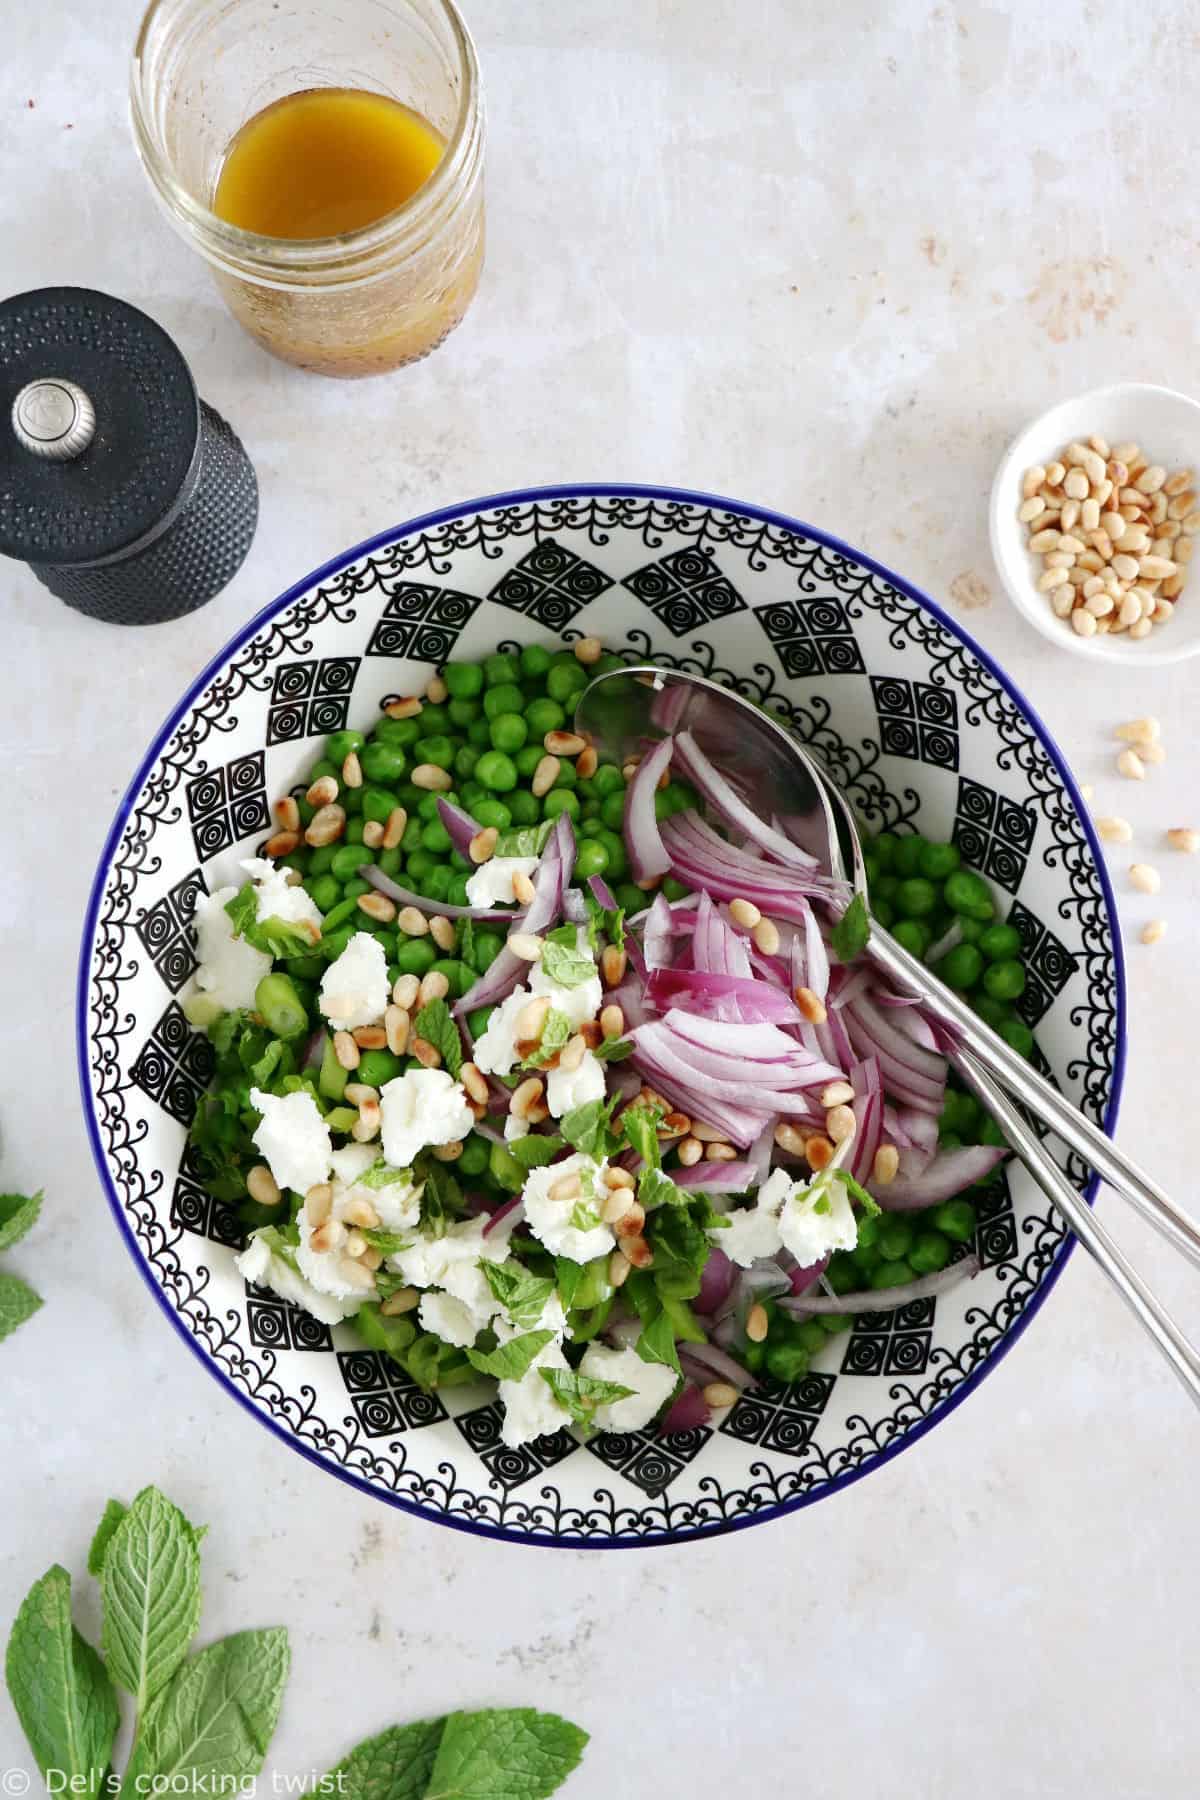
[0,1191,42,1253]
[482,1261,557,1331]
[359,1160,415,1190]
[360,1228,413,1257]
[592,1036,634,1063]
[559,1096,620,1160]
[224,884,320,960]
[540,927,596,989]
[506,1133,566,1170]
[523,1007,572,1068]
[620,1098,664,1170]
[540,1367,635,1435]
[467,1329,554,1382]
[413,997,463,1078]
[831,891,870,963]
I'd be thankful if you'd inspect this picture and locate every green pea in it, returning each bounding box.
[741,1338,768,1374]
[575,839,610,879]
[468,1005,496,1039]
[422,865,452,901]
[872,898,895,928]
[862,853,880,889]
[662,876,689,902]
[375,716,422,749]
[483,682,524,720]
[938,943,984,990]
[414,734,456,771]
[509,790,540,826]
[526,697,566,737]
[826,1255,860,1295]
[514,744,544,778]
[445,660,484,698]
[931,1199,976,1243]
[489,713,528,754]
[983,959,1025,1001]
[286,955,324,982]
[420,819,452,854]
[519,643,553,681]
[471,930,504,973]
[999,1017,1035,1058]
[591,764,624,797]
[416,791,444,822]
[360,741,408,785]
[543,788,580,821]
[909,1231,951,1274]
[468,716,493,748]
[342,787,363,817]
[766,1342,810,1386]
[870,1258,915,1290]
[979,1116,1007,1149]
[378,846,402,878]
[918,840,960,881]
[357,1049,404,1086]
[892,836,926,877]
[873,833,899,869]
[973,993,1009,1029]
[307,845,336,875]
[447,874,471,907]
[331,844,367,883]
[593,828,627,877]
[944,868,995,923]
[939,1131,964,1151]
[476,750,518,792]
[600,790,627,831]
[427,959,466,998]
[958,916,985,943]
[395,937,437,975]
[892,918,931,957]
[817,1312,852,1336]
[254,973,308,1039]
[849,1241,882,1276]
[547,661,588,704]
[321,926,356,961]
[873,874,900,903]
[308,758,340,785]
[485,652,521,687]
[362,787,399,825]
[308,873,341,914]
[458,1136,490,1177]
[878,1217,915,1261]
[345,818,365,846]
[471,799,511,833]
[447,697,481,729]
[615,883,645,914]
[419,705,450,734]
[896,877,938,920]
[326,729,365,764]
[978,922,1021,962]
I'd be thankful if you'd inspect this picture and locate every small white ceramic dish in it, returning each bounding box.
[989,381,1200,667]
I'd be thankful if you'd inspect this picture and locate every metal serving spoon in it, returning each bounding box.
[577,664,1200,1406]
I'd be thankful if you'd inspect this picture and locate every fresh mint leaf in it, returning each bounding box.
[414,997,464,1079]
[415,1158,466,1233]
[223,883,259,941]
[121,1628,290,1795]
[638,1166,689,1211]
[592,1036,633,1063]
[838,1168,881,1216]
[87,1502,127,1578]
[583,890,625,954]
[458,915,476,971]
[405,1333,475,1393]
[247,1038,287,1088]
[0,1190,42,1251]
[555,1259,584,1310]
[539,929,596,990]
[424,1707,589,1800]
[208,1008,251,1057]
[361,1228,414,1257]
[467,1329,554,1382]
[0,1272,42,1342]
[620,1098,664,1170]
[506,1134,565,1170]
[100,1485,203,1712]
[523,1008,572,1069]
[559,1096,620,1160]
[645,1197,723,1301]
[635,1305,681,1377]
[494,821,554,859]
[356,1302,418,1368]
[830,892,870,964]
[224,883,319,960]
[328,1719,446,1800]
[482,1262,556,1331]
[4,1565,120,1792]
[569,1200,602,1232]
[539,1368,635,1435]
[360,1161,415,1190]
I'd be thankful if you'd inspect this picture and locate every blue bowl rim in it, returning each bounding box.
[76,481,1127,1549]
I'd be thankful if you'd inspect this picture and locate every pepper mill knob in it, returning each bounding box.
[11,377,97,461]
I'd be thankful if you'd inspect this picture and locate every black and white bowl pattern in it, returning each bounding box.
[79,486,1125,1547]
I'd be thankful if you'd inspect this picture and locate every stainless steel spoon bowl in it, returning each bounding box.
[577,663,1200,1407]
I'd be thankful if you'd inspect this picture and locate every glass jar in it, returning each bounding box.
[131,0,485,378]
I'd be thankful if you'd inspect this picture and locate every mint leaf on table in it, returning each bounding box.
[522,1008,572,1068]
[5,1565,120,1792]
[425,1706,588,1800]
[539,928,596,990]
[467,1329,554,1382]
[482,1262,556,1331]
[0,1191,42,1252]
[830,891,870,964]
[559,1096,620,1160]
[328,1719,447,1800]
[413,997,464,1079]
[539,1368,634,1435]
[87,1501,128,1578]
[121,1627,290,1796]
[100,1486,203,1712]
[0,1271,42,1342]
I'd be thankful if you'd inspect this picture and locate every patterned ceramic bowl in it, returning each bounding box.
[79,485,1124,1547]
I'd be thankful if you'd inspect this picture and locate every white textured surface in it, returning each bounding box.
[1,3,1197,1795]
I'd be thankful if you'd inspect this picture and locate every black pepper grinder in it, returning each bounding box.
[0,286,258,625]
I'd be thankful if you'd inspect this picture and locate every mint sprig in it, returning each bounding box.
[413,997,464,1079]
[0,1189,44,1345]
[830,891,870,963]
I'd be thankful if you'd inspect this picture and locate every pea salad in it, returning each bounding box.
[184,638,1024,1447]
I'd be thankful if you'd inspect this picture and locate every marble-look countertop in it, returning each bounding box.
[1,3,1196,1795]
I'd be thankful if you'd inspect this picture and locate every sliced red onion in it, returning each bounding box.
[847,1056,883,1186]
[649,682,692,734]
[659,1384,711,1436]
[671,731,819,870]
[697,1246,736,1315]
[747,1118,774,1189]
[562,888,588,924]
[631,1021,839,1095]
[679,1340,758,1391]
[715,1262,793,1328]
[872,1145,1006,1210]
[587,874,619,913]
[644,967,800,1024]
[803,904,830,1001]
[302,1027,327,1072]
[829,964,873,1012]
[360,865,523,922]
[661,817,840,918]
[626,1048,772,1146]
[642,892,677,970]
[671,1160,758,1193]
[483,1195,524,1237]
[789,1255,828,1295]
[436,796,482,857]
[924,918,962,965]
[453,815,574,1016]
[605,1314,645,1350]
[893,1105,940,1155]
[624,736,675,881]
[780,1254,981,1315]
[844,996,946,1109]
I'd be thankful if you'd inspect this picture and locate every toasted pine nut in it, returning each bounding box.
[545,730,587,757]
[621,760,641,783]
[605,1164,636,1190]
[746,1303,769,1344]
[392,973,420,1009]
[360,1247,384,1272]
[773,1122,807,1156]
[795,986,827,1025]
[381,1006,408,1057]
[469,827,498,864]
[1063,469,1089,500]
[752,917,781,955]
[531,754,561,797]
[247,1164,282,1207]
[432,1140,463,1162]
[1141,919,1167,945]
[381,1286,420,1316]
[425,673,449,703]
[702,1382,739,1409]
[341,751,363,789]
[609,1249,632,1288]
[1140,740,1167,764]
[384,696,423,719]
[342,1259,378,1290]
[264,829,300,859]
[574,635,603,665]
[344,1229,367,1259]
[820,1082,855,1108]
[361,819,385,849]
[382,806,408,850]
[615,1202,646,1239]
[342,1197,381,1229]
[333,1031,360,1070]
[1129,863,1161,894]
[600,1003,625,1040]
[305,802,346,847]
[274,795,301,834]
[623,1235,654,1269]
[410,1036,441,1069]
[304,1182,333,1226]
[411,763,453,791]
[1018,496,1044,523]
[704,1143,739,1162]
[1116,748,1145,781]
[826,1104,856,1143]
[515,995,552,1042]
[508,931,543,961]
[511,1076,545,1120]
[1096,816,1133,844]
[1115,716,1160,743]
[873,1143,900,1186]
[690,1121,727,1143]
[430,915,456,952]
[600,944,627,987]
[1166,828,1200,854]
[351,1029,387,1055]
[1136,465,1167,494]
[357,892,396,924]
[512,870,536,906]
[677,1136,703,1166]
[601,1187,637,1223]
[310,1218,345,1254]
[306,775,339,808]
[576,745,599,779]
[729,897,762,928]
[418,970,450,1007]
[1022,465,1046,498]
[344,1082,378,1107]
[398,906,430,936]
[660,1110,692,1138]
[805,1133,834,1171]
[559,1033,587,1073]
